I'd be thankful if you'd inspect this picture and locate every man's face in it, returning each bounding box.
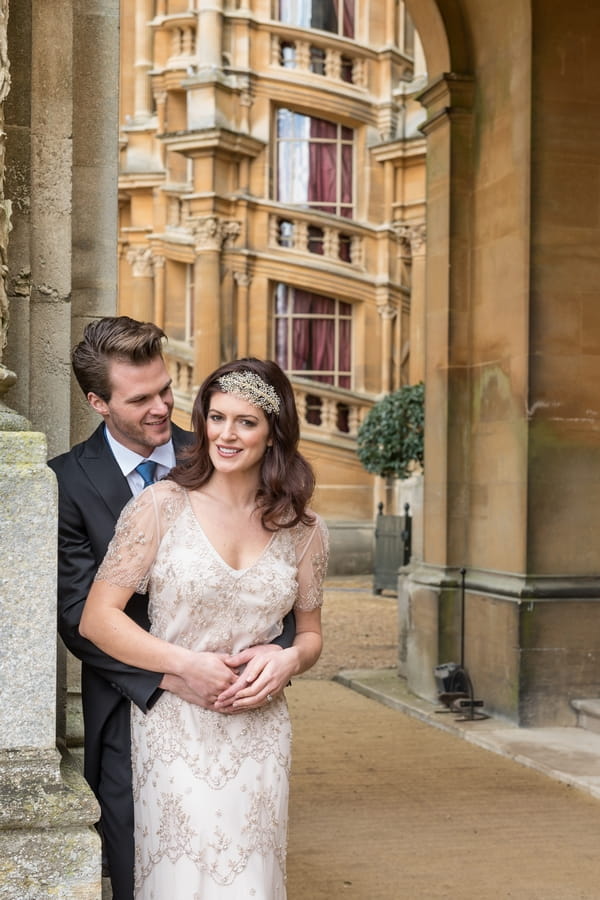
[88,356,174,457]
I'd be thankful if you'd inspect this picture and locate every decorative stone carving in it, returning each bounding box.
[233,270,251,288]
[126,245,155,277]
[393,221,427,255]
[189,215,241,251]
[376,302,397,321]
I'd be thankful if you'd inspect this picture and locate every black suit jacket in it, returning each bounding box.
[49,422,194,793]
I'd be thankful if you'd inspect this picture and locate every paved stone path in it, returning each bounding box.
[287,677,600,899]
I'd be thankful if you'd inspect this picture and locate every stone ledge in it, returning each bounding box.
[0,747,99,829]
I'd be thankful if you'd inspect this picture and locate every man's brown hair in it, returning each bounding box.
[72,316,167,400]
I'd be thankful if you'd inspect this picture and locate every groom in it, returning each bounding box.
[50,317,293,899]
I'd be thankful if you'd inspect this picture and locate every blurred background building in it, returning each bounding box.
[117,0,428,571]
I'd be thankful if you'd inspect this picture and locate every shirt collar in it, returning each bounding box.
[104,426,176,477]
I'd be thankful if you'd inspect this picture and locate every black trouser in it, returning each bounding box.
[96,701,135,900]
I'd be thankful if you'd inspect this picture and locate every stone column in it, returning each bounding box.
[407,224,426,385]
[190,215,240,377]
[126,244,156,322]
[28,0,74,458]
[395,222,427,386]
[0,402,100,897]
[133,0,154,122]
[191,217,222,376]
[233,270,251,358]
[153,253,166,328]
[194,0,224,70]
[71,0,120,446]
[376,301,397,394]
[403,73,475,704]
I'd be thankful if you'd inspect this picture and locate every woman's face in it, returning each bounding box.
[205,390,272,476]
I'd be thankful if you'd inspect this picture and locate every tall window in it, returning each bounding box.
[277,109,354,218]
[274,284,352,388]
[278,0,355,38]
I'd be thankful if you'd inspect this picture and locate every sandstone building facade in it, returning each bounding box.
[117,0,427,571]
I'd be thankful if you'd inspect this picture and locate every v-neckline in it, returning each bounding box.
[184,490,276,574]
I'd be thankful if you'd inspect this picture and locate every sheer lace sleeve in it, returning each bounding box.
[293,513,329,611]
[95,482,186,594]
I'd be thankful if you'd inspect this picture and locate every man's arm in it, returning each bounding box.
[271,609,296,648]
[53,463,163,713]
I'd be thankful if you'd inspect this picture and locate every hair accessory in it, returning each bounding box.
[218,371,281,415]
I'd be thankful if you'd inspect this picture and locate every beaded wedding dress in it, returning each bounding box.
[96,480,328,900]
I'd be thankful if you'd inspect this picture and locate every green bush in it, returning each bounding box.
[356,382,424,479]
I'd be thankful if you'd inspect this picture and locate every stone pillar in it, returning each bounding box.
[28,0,74,458]
[133,0,154,122]
[404,73,475,705]
[376,301,397,394]
[406,224,426,385]
[190,215,240,377]
[194,0,224,70]
[154,253,166,328]
[192,217,222,376]
[233,270,251,358]
[0,405,100,898]
[71,0,120,446]
[126,244,156,322]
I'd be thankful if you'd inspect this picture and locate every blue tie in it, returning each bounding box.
[135,460,157,487]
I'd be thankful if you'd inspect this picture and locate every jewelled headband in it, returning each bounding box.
[218,371,281,415]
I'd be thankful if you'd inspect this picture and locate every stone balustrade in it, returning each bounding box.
[270,32,368,89]
[164,342,194,405]
[268,209,365,269]
[291,377,373,439]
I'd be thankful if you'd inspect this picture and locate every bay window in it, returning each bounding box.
[277,109,354,218]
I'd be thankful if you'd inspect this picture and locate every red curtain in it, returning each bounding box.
[290,290,336,385]
[343,0,355,38]
[308,117,337,214]
[292,290,313,372]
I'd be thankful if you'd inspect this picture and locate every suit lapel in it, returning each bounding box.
[78,424,133,519]
[77,423,192,519]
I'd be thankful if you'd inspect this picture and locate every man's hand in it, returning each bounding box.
[160,652,238,708]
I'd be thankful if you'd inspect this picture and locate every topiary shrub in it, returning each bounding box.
[356,382,424,480]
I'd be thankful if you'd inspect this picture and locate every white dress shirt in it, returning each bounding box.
[104,427,177,498]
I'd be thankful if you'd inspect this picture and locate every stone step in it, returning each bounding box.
[571,698,600,735]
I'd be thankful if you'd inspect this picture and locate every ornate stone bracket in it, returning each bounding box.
[376,302,398,321]
[189,215,241,251]
[393,221,427,255]
[126,245,155,278]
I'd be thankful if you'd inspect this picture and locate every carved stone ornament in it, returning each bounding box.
[233,270,251,287]
[190,216,241,251]
[393,221,427,255]
[126,246,155,277]
[376,302,397,321]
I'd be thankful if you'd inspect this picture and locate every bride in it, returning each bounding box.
[80,357,329,898]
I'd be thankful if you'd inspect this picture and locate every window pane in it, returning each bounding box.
[311,0,338,32]
[275,282,289,314]
[273,284,352,388]
[277,110,353,216]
